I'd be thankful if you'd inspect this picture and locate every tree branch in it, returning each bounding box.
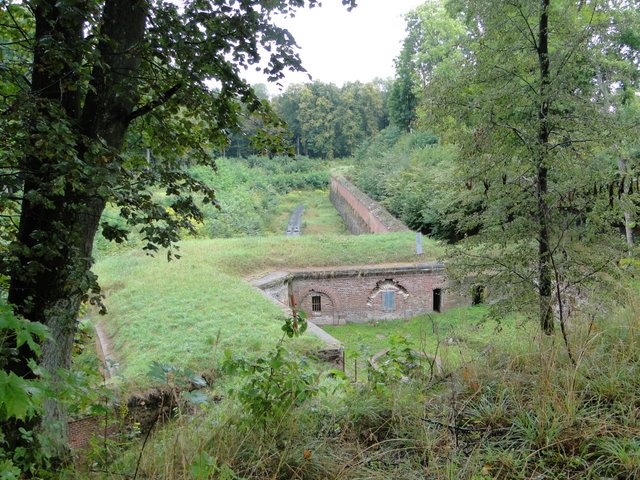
[127,83,182,122]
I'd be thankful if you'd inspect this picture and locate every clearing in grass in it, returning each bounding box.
[268,189,348,235]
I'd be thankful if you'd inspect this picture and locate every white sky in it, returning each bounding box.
[243,0,425,93]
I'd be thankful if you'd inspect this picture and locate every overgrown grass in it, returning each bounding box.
[324,306,535,376]
[94,232,436,383]
[88,290,640,480]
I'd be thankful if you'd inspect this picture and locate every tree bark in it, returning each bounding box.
[617,157,635,254]
[597,68,634,255]
[537,0,554,334]
[4,0,149,456]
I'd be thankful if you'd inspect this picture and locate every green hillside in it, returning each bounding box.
[95,232,438,381]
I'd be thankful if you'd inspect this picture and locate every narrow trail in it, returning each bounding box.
[285,205,304,236]
[93,320,118,379]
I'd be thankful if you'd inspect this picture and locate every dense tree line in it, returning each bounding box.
[271,80,389,158]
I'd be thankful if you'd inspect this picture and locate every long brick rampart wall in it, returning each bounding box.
[330,175,409,234]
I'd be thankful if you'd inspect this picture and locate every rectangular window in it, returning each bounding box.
[382,291,396,311]
[311,295,322,312]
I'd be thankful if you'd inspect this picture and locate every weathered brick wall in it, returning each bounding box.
[290,264,467,325]
[329,175,409,234]
[68,416,120,451]
[68,416,102,450]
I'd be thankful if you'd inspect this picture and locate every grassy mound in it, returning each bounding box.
[94,232,438,382]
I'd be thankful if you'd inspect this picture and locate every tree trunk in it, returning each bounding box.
[617,157,635,254]
[597,68,634,256]
[4,0,148,456]
[537,0,554,334]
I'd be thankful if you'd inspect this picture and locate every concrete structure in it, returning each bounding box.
[253,263,466,326]
[330,174,410,234]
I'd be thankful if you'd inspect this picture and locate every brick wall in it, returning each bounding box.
[290,264,467,325]
[69,416,101,450]
[329,175,409,234]
[68,415,120,451]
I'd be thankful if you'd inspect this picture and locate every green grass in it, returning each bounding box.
[94,232,437,383]
[101,298,640,480]
[324,306,535,375]
[268,189,348,235]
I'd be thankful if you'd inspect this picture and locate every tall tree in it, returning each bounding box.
[387,44,417,131]
[336,81,386,156]
[429,0,639,333]
[297,82,340,158]
[0,0,355,459]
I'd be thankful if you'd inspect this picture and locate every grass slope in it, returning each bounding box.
[95,232,436,382]
[110,301,640,480]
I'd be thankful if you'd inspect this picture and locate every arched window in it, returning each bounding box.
[311,295,322,312]
[367,279,408,311]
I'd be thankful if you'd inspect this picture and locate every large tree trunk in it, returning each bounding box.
[537,0,554,335]
[4,0,148,456]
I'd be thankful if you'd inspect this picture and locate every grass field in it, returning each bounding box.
[268,189,348,235]
[94,232,437,383]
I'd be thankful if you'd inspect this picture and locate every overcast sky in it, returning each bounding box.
[243,0,425,93]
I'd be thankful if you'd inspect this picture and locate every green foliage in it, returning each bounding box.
[272,81,388,158]
[94,155,334,252]
[0,304,48,359]
[0,303,111,476]
[147,362,207,390]
[401,0,640,329]
[223,344,321,426]
[190,452,241,480]
[0,304,48,422]
[325,306,531,377]
[387,47,417,131]
[367,335,425,387]
[281,308,308,338]
[0,372,37,422]
[351,127,471,240]
[1,0,357,458]
[353,127,437,201]
[94,284,640,479]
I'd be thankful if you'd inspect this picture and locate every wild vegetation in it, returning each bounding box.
[94,155,336,254]
[81,284,640,480]
[1,0,640,478]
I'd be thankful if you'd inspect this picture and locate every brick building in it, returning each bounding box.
[254,263,466,326]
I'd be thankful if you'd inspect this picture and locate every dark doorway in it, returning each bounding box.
[433,288,442,313]
[472,285,485,306]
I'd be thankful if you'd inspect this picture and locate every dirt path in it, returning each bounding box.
[93,320,118,379]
